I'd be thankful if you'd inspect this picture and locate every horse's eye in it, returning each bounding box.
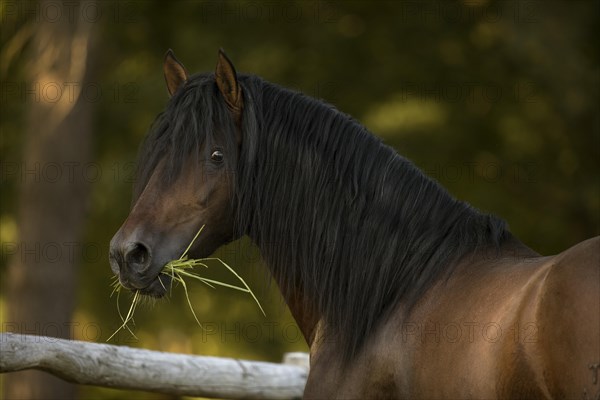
[211,150,224,163]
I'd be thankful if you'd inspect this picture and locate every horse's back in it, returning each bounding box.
[535,237,600,398]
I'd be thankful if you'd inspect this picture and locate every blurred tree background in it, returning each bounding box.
[1,0,598,399]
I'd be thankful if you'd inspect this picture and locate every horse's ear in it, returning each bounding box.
[163,49,188,97]
[215,48,243,124]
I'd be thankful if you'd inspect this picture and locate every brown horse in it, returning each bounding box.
[109,49,600,399]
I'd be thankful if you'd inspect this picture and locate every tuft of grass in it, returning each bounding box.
[107,225,265,341]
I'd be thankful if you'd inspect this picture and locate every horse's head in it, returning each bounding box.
[109,50,243,297]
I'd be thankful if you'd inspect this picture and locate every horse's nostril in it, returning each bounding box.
[124,242,151,269]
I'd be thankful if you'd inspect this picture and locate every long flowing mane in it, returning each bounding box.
[136,73,509,362]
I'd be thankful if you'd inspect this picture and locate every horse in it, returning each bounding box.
[109,49,600,399]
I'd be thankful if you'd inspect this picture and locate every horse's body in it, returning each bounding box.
[306,236,599,398]
[109,50,600,399]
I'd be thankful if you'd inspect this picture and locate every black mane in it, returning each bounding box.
[137,73,509,362]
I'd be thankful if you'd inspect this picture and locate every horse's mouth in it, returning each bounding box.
[121,273,171,298]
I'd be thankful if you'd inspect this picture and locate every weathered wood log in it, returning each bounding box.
[0,333,308,399]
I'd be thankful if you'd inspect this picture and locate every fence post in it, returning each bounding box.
[282,352,310,370]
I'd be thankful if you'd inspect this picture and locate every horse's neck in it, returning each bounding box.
[271,233,538,347]
[278,284,320,346]
[269,267,319,345]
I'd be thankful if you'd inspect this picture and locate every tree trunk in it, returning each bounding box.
[3,1,95,399]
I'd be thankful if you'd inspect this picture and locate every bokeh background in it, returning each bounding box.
[1,0,598,399]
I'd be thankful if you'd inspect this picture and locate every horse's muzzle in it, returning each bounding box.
[109,228,168,296]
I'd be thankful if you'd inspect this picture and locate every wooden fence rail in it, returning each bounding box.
[0,333,309,399]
